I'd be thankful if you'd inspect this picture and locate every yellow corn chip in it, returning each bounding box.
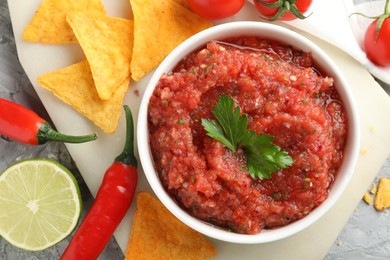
[37,60,129,134]
[67,13,134,100]
[362,192,373,205]
[23,0,106,44]
[370,183,377,195]
[374,178,390,211]
[125,192,216,260]
[129,0,212,81]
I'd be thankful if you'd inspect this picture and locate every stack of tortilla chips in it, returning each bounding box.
[23,0,212,134]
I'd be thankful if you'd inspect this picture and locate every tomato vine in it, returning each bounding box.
[352,0,390,67]
[254,0,312,21]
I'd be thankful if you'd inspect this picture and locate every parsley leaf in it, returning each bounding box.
[201,94,294,179]
[201,94,247,152]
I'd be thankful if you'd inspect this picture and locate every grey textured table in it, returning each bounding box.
[0,0,389,259]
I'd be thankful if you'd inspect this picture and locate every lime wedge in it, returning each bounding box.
[0,159,82,251]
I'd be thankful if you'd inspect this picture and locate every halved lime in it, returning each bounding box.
[0,159,82,251]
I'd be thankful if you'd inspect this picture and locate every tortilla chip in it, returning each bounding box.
[370,183,377,195]
[67,13,134,100]
[37,60,129,134]
[23,0,106,44]
[374,178,390,211]
[129,0,212,81]
[125,192,216,260]
[362,192,373,205]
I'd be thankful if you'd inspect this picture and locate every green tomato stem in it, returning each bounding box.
[284,1,290,10]
[256,0,310,21]
[256,0,283,8]
[350,0,390,42]
[375,0,390,41]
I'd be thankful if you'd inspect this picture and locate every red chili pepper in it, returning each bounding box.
[0,97,97,144]
[60,105,138,260]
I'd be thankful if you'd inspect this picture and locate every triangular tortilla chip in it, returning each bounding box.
[23,0,106,44]
[37,60,129,134]
[67,13,134,100]
[374,178,390,211]
[125,192,216,260]
[129,0,212,81]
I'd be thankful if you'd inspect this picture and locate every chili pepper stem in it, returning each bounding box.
[60,105,138,260]
[37,122,98,144]
[114,105,137,167]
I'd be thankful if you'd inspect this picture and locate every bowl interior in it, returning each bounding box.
[137,21,360,244]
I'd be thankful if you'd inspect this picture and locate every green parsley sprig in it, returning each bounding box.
[201,94,294,179]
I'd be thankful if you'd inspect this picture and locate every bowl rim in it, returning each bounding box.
[137,21,360,244]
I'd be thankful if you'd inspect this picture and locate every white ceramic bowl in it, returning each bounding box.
[137,21,360,244]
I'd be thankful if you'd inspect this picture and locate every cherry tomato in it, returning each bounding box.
[186,0,246,20]
[364,17,390,67]
[254,0,312,21]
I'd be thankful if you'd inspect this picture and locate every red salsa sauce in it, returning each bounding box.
[148,36,348,234]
